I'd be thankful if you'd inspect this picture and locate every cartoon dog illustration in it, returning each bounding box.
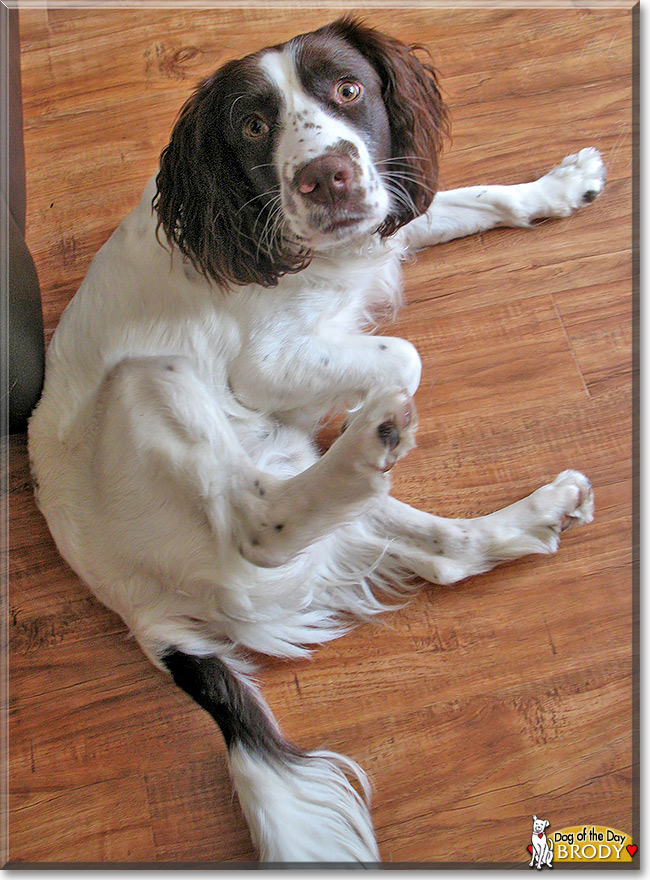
[530,816,554,869]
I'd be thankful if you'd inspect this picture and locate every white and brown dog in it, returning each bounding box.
[29,17,604,863]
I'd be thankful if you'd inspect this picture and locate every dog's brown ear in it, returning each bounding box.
[326,17,449,236]
[154,62,310,290]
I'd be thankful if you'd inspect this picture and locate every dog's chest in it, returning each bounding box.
[232,244,404,339]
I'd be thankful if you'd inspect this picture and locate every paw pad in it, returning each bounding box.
[377,420,401,450]
[345,388,418,475]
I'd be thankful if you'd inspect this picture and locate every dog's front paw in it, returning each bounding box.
[345,388,418,475]
[535,147,606,218]
[374,337,422,398]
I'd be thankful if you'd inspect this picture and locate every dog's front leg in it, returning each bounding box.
[403,148,605,251]
[368,471,594,585]
[229,331,422,416]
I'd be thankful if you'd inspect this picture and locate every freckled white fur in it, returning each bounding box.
[28,32,604,863]
[260,48,390,245]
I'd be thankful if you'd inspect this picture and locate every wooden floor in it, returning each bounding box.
[8,4,635,866]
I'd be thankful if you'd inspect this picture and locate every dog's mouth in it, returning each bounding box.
[280,148,392,246]
[319,214,368,234]
[300,198,387,241]
[281,177,391,247]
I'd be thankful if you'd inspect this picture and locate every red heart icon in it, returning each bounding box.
[527,845,533,854]
[538,833,543,838]
[627,845,637,857]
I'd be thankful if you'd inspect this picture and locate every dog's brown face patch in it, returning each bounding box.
[291,31,392,164]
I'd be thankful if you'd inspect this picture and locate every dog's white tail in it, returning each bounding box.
[162,649,379,863]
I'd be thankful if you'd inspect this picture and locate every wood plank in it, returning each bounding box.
[9,774,157,863]
[145,762,257,863]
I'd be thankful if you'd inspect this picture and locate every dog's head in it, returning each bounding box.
[532,816,550,834]
[154,17,448,289]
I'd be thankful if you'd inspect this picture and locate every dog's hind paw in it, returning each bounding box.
[481,470,594,561]
[346,388,418,475]
[520,469,594,553]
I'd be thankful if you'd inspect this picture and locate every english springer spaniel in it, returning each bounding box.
[28,17,605,863]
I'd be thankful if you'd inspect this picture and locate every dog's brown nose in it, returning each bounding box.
[295,155,354,205]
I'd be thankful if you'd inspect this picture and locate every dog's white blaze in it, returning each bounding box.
[259,48,390,241]
[259,48,304,110]
[259,49,340,171]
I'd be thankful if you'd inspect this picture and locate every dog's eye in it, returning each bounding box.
[243,115,269,139]
[335,81,363,104]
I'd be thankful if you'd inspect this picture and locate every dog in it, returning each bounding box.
[28,16,604,863]
[530,816,554,869]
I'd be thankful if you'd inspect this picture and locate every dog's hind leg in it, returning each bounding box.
[94,358,418,571]
[230,387,418,567]
[366,471,594,586]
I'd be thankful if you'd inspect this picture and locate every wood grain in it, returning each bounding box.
[9,3,635,865]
